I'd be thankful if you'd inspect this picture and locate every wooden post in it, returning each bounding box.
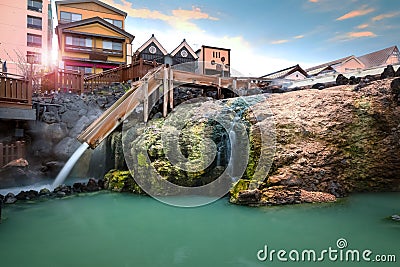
[80,72,84,94]
[0,143,3,167]
[16,141,23,158]
[54,67,58,91]
[233,78,237,91]
[163,66,168,117]
[143,78,149,123]
[169,68,174,109]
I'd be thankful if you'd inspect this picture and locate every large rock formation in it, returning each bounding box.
[113,78,400,205]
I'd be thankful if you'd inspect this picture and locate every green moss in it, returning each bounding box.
[137,152,149,167]
[104,169,144,194]
[229,179,251,200]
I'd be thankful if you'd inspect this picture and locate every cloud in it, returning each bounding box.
[294,35,305,39]
[348,31,376,38]
[372,11,400,21]
[331,31,377,42]
[309,0,319,2]
[356,23,369,29]
[271,39,289,45]
[103,0,218,32]
[336,5,375,21]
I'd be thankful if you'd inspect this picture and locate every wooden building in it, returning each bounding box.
[55,0,134,74]
[358,46,400,68]
[260,64,308,80]
[133,34,168,64]
[306,55,364,77]
[196,45,231,77]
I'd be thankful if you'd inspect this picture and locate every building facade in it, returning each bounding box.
[55,0,134,74]
[0,0,52,75]
[196,45,230,77]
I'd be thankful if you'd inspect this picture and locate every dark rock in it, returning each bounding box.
[4,193,17,204]
[349,76,361,85]
[237,189,261,204]
[42,111,60,124]
[390,78,400,102]
[96,96,108,108]
[16,190,39,200]
[312,83,325,90]
[39,188,51,196]
[395,67,400,77]
[363,75,376,83]
[336,74,349,85]
[391,215,400,221]
[86,178,99,192]
[97,179,105,189]
[73,182,87,193]
[53,184,72,195]
[381,65,395,79]
[0,194,4,202]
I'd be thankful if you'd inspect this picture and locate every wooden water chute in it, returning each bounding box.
[77,65,257,149]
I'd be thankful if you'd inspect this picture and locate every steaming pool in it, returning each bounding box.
[0,191,399,267]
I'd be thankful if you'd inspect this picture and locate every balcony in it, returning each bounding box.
[65,45,123,58]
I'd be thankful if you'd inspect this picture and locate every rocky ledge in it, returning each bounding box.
[108,75,400,206]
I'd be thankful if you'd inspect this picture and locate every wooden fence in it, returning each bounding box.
[0,141,25,167]
[84,58,159,91]
[0,73,32,109]
[42,68,84,94]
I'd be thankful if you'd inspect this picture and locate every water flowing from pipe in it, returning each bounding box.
[52,142,89,189]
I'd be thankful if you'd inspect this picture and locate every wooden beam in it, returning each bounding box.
[169,68,174,109]
[163,66,168,117]
[143,78,149,123]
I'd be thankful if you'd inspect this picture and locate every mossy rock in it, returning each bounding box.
[104,169,144,194]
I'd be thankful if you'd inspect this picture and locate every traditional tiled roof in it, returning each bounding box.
[55,0,127,17]
[260,64,308,79]
[170,39,198,59]
[306,55,364,76]
[56,16,134,47]
[358,46,399,68]
[135,34,168,55]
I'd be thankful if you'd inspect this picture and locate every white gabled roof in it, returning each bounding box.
[170,39,198,59]
[136,34,168,55]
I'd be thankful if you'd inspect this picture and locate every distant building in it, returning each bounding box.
[134,35,198,69]
[358,46,400,68]
[0,0,52,75]
[260,64,308,80]
[196,45,231,77]
[55,0,134,75]
[306,45,400,77]
[133,34,168,64]
[306,55,364,77]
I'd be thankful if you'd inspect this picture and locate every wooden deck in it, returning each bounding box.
[0,73,32,109]
[78,65,264,148]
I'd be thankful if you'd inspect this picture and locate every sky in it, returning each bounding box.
[56,0,400,76]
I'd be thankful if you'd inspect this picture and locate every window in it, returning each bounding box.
[212,51,221,58]
[60,11,82,23]
[27,33,42,47]
[26,51,41,64]
[66,65,93,74]
[66,36,92,47]
[27,15,42,30]
[65,36,92,52]
[104,18,123,28]
[28,0,42,12]
[103,40,123,54]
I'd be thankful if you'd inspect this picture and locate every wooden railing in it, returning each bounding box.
[84,58,159,92]
[0,141,25,167]
[0,72,32,109]
[42,68,84,94]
